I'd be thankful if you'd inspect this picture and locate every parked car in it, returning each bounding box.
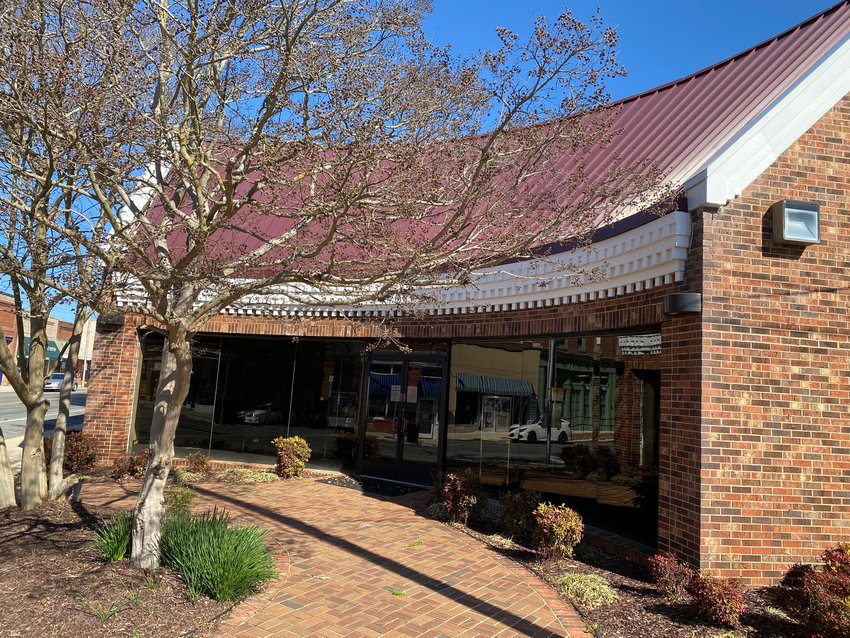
[508,417,571,443]
[43,372,78,392]
[237,403,283,424]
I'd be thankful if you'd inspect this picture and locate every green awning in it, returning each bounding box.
[456,372,534,397]
[22,337,64,360]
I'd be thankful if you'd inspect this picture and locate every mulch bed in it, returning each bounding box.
[456,524,805,638]
[0,476,809,638]
[0,500,230,638]
[317,474,428,497]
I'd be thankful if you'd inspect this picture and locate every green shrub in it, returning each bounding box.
[648,552,695,602]
[169,468,201,486]
[333,433,357,463]
[593,446,621,480]
[533,502,583,559]
[362,435,380,461]
[184,451,212,475]
[789,544,850,638]
[334,433,380,464]
[686,573,747,628]
[476,501,501,530]
[111,449,149,480]
[499,490,541,547]
[559,573,618,610]
[165,487,194,512]
[424,501,449,521]
[441,469,480,525]
[560,444,597,477]
[94,512,132,563]
[160,508,277,602]
[44,431,98,474]
[271,436,311,478]
[215,467,278,484]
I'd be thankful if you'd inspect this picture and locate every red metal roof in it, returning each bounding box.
[571,0,850,194]
[143,1,850,281]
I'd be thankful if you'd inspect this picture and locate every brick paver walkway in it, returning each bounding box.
[80,476,590,638]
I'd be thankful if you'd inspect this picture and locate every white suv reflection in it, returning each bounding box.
[237,403,283,424]
[508,417,571,443]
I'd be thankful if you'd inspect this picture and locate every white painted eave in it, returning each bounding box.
[116,211,692,318]
[685,32,850,210]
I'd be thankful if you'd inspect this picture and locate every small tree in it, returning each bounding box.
[10,0,669,567]
[0,0,123,508]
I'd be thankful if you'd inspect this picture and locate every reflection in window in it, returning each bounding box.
[132,334,364,471]
[599,364,616,434]
[446,332,661,547]
[367,361,403,422]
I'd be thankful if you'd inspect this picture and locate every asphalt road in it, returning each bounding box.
[0,388,87,473]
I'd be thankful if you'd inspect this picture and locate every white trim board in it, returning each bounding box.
[685,32,850,209]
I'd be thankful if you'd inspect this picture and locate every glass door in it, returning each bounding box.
[360,353,445,485]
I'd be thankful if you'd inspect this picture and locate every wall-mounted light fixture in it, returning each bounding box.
[95,314,126,332]
[663,292,702,316]
[771,200,820,245]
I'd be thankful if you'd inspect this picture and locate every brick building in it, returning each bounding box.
[0,295,75,386]
[85,3,850,584]
[0,294,18,386]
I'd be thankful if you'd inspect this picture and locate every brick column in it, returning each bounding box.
[84,318,141,464]
[659,314,703,566]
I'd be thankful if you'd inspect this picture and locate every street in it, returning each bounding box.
[0,388,87,473]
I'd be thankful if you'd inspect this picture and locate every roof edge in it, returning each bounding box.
[685,30,850,209]
[610,1,850,109]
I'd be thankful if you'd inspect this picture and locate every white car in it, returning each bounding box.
[43,372,78,392]
[238,403,283,424]
[508,417,571,443]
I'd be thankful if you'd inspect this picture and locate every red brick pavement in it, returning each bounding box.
[80,476,591,638]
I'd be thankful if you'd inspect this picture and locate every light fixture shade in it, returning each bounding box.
[771,200,820,245]
[663,293,702,316]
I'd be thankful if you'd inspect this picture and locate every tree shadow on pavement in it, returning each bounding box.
[192,484,569,637]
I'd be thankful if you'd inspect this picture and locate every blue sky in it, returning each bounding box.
[423,0,839,101]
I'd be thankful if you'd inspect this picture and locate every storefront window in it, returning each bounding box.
[132,334,364,471]
[445,332,661,546]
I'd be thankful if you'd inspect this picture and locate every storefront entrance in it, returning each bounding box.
[359,352,446,486]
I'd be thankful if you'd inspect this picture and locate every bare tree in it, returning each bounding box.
[7,0,669,566]
[0,0,126,508]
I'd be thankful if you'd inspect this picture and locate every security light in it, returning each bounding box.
[663,293,702,316]
[771,200,820,245]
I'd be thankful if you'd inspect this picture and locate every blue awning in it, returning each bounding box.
[419,376,442,398]
[369,373,399,397]
[455,372,534,397]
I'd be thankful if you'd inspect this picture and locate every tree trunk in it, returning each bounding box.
[19,400,49,509]
[130,325,193,569]
[49,308,88,500]
[19,309,51,510]
[0,426,16,509]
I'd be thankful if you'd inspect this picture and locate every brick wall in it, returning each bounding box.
[0,297,16,337]
[84,317,143,464]
[395,284,672,339]
[692,94,850,583]
[660,313,703,564]
[56,320,74,342]
[0,297,19,385]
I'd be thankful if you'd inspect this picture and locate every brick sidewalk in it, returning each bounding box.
[80,476,591,638]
